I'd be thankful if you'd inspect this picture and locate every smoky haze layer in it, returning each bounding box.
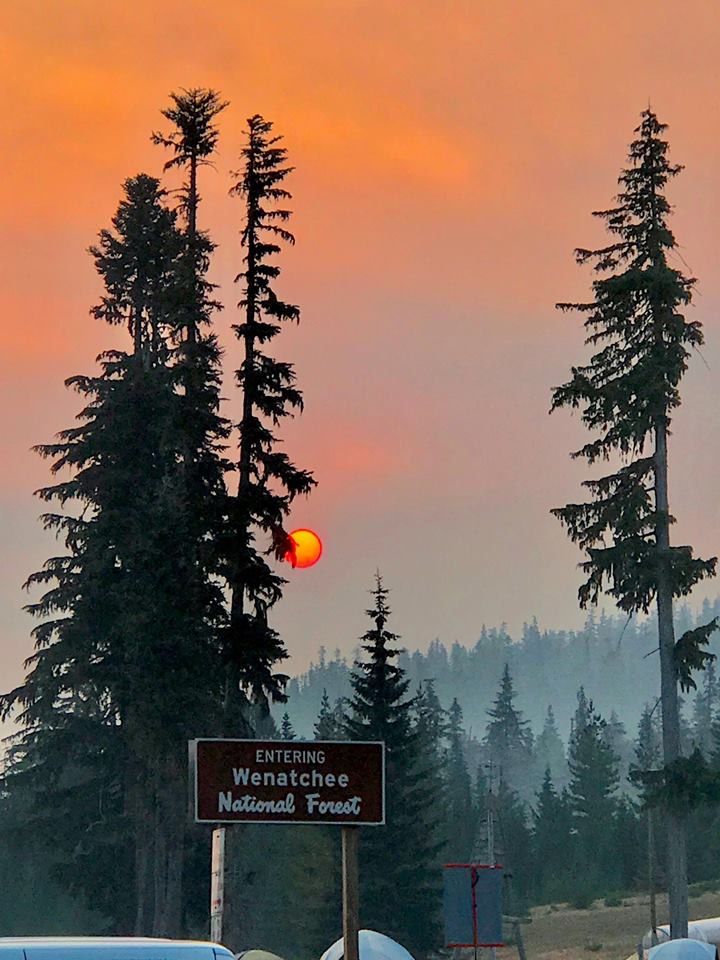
[280,599,720,744]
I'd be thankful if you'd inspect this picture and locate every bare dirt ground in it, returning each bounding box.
[489,890,720,960]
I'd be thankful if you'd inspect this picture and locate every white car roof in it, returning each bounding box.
[0,941,233,958]
[0,943,223,948]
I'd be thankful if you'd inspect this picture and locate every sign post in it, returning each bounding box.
[190,738,385,947]
[342,826,360,960]
[210,826,225,942]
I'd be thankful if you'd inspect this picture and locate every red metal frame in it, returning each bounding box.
[443,862,504,948]
[444,863,504,869]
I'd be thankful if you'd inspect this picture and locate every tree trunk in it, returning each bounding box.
[187,154,198,347]
[162,752,186,936]
[655,417,688,938]
[133,788,154,934]
[123,706,154,934]
[225,159,258,729]
[152,784,169,936]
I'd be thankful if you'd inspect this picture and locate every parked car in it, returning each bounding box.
[0,939,234,960]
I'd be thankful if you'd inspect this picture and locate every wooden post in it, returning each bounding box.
[513,920,528,960]
[648,808,658,946]
[342,826,360,960]
[210,826,225,943]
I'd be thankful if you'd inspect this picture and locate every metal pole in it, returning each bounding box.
[487,765,496,960]
[210,826,226,943]
[342,826,361,960]
[512,920,527,960]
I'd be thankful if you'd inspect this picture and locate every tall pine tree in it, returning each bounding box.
[531,769,572,903]
[551,109,717,935]
[223,114,315,724]
[346,575,441,953]
[484,664,534,799]
[148,89,231,936]
[1,172,226,935]
[567,689,620,900]
[444,698,475,860]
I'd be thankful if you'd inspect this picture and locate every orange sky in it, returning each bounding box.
[2,0,720,703]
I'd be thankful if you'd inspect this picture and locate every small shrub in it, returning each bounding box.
[570,890,595,910]
[689,879,720,897]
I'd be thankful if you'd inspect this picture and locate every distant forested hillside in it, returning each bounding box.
[281,598,720,743]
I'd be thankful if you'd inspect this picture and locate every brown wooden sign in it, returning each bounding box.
[190,738,385,825]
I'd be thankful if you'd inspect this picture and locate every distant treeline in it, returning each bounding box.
[281,599,720,743]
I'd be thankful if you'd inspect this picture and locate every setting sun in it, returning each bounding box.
[285,528,323,569]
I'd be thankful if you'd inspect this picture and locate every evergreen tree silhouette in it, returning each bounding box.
[691,660,718,756]
[413,680,449,863]
[346,574,441,952]
[551,108,717,934]
[567,689,620,898]
[531,769,572,903]
[484,663,533,797]
[280,712,296,740]
[1,174,227,933]
[444,698,475,860]
[313,689,348,741]
[223,115,315,725]
[535,705,568,789]
[635,702,662,772]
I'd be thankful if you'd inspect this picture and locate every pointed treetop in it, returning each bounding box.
[486,664,530,741]
[367,570,391,628]
[345,575,413,747]
[314,688,346,741]
[280,711,296,740]
[152,88,229,171]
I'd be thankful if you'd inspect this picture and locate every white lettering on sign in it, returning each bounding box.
[254,749,327,764]
[194,739,384,825]
[218,791,296,815]
[305,793,362,816]
[233,767,345,788]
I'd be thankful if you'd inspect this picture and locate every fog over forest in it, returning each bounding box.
[281,596,720,743]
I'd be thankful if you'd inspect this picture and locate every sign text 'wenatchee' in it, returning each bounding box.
[190,739,385,825]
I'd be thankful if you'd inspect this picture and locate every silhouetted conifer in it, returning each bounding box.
[149,91,231,935]
[484,664,533,798]
[0,173,228,934]
[223,115,315,723]
[346,575,441,953]
[551,109,717,933]
[280,712,296,740]
[414,680,448,766]
[535,705,568,789]
[531,769,572,903]
[444,698,475,859]
[567,689,620,897]
[494,779,532,907]
[413,680,449,863]
[635,703,662,772]
[315,690,347,741]
[691,660,718,756]
[314,689,338,740]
